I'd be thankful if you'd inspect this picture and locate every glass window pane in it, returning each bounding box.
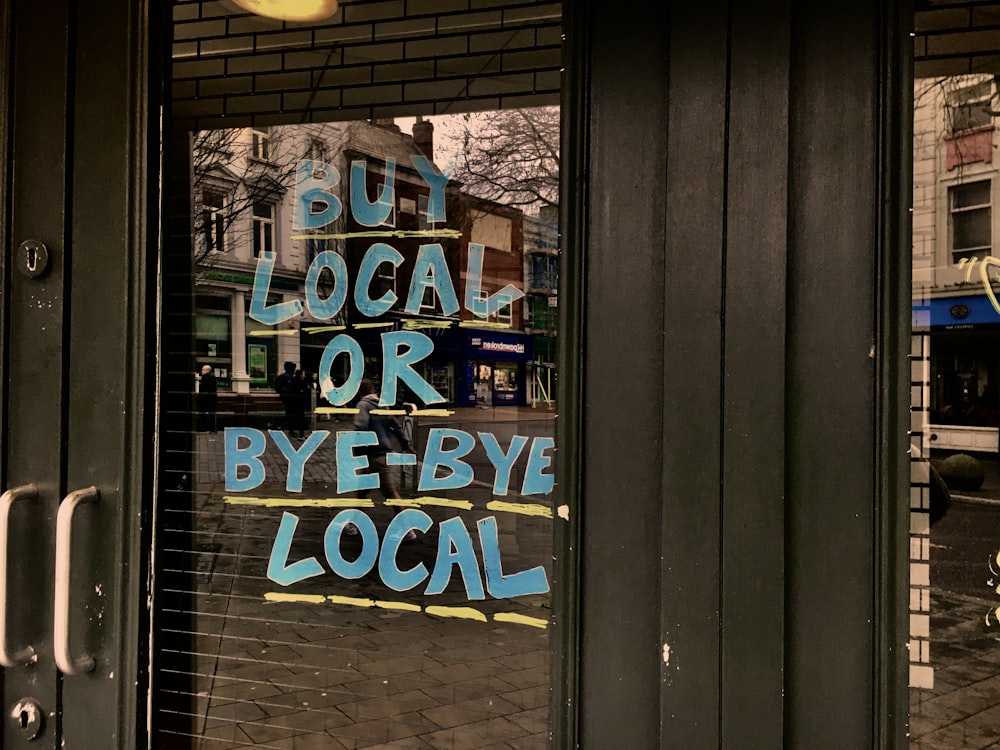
[911,54,1000,747]
[159,108,559,747]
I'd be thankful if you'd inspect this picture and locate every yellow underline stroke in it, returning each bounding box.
[387,496,475,510]
[493,612,549,629]
[327,595,376,607]
[265,591,547,629]
[247,329,297,336]
[458,321,512,329]
[302,325,346,333]
[224,497,376,508]
[370,408,408,415]
[225,495,547,515]
[486,500,553,518]
[354,322,393,329]
[402,319,454,329]
[315,407,357,414]
[264,592,326,604]
[409,408,454,416]
[425,605,488,622]
[289,230,461,240]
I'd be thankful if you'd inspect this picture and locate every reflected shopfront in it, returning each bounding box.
[910,10,1000,745]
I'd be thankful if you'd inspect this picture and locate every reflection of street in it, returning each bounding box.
[163,407,556,749]
[910,456,1000,750]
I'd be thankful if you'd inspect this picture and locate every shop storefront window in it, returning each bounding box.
[158,71,560,748]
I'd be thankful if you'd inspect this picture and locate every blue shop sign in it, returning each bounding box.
[914,294,1000,328]
[463,330,532,361]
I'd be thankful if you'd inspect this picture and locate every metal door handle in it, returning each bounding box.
[54,486,98,674]
[0,484,38,666]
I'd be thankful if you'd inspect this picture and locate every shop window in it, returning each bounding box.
[200,188,227,254]
[950,180,991,262]
[252,202,275,258]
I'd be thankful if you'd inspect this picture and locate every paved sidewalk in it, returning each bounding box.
[161,406,557,749]
[912,451,1000,749]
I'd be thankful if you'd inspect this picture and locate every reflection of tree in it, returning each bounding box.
[443,107,559,210]
[915,74,999,177]
[191,124,350,268]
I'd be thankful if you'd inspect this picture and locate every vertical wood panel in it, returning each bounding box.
[2,2,70,746]
[786,3,879,746]
[660,4,728,747]
[63,0,150,745]
[578,3,669,747]
[722,3,790,746]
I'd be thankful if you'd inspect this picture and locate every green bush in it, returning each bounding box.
[937,453,986,492]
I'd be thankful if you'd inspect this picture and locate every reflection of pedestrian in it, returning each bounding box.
[275,361,306,438]
[196,365,218,432]
[353,378,416,540]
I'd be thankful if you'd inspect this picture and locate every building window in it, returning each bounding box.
[947,82,993,133]
[377,262,395,299]
[419,285,437,313]
[307,137,327,163]
[251,127,271,160]
[418,194,434,231]
[201,189,227,254]
[306,236,326,265]
[495,295,513,326]
[252,202,275,258]
[950,180,991,262]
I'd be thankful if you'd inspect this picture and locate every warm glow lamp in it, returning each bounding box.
[232,0,339,22]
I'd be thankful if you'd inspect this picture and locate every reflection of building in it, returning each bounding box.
[913,74,1000,452]
[524,205,559,407]
[192,118,536,407]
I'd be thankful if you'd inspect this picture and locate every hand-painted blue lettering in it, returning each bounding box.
[378,509,433,591]
[464,243,525,318]
[324,510,379,579]
[250,252,303,324]
[404,244,460,315]
[478,517,550,598]
[225,427,267,491]
[521,437,555,495]
[269,430,328,492]
[293,160,342,230]
[425,517,485,599]
[410,155,448,223]
[478,432,528,496]
[355,243,402,317]
[305,251,348,320]
[418,428,475,491]
[318,334,364,406]
[267,511,325,586]
[337,431,379,494]
[350,159,395,227]
[380,331,443,405]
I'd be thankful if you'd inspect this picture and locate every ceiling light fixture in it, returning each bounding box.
[232,0,339,22]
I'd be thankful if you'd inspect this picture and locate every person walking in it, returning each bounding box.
[353,378,416,540]
[196,365,218,432]
[275,361,306,439]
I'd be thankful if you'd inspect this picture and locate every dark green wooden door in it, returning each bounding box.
[0,1,150,747]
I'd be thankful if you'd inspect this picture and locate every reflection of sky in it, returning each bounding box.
[395,115,467,179]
